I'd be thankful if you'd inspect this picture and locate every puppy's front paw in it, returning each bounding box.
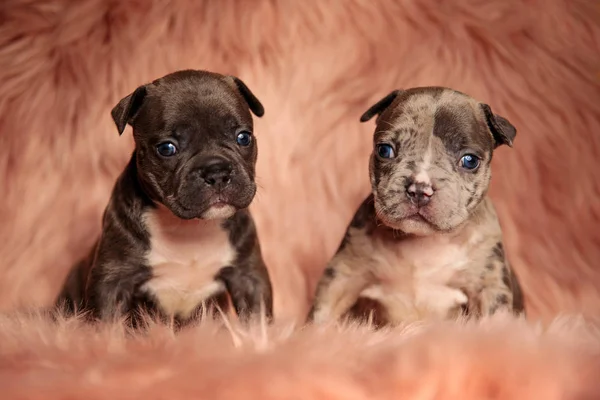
[448,288,469,307]
[415,285,468,318]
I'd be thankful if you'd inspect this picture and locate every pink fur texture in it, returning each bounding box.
[0,314,599,399]
[1,0,600,397]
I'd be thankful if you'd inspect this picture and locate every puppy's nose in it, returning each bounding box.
[406,181,434,207]
[200,157,233,186]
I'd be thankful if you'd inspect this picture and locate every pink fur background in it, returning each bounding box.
[1,0,599,397]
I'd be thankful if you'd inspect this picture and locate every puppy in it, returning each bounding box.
[308,87,525,326]
[57,70,273,325]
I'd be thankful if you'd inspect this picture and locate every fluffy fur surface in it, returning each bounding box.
[0,313,599,399]
[1,0,600,397]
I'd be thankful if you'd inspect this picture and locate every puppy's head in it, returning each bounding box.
[360,87,516,236]
[111,69,265,220]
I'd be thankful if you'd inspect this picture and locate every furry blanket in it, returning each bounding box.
[0,313,599,399]
[1,0,599,398]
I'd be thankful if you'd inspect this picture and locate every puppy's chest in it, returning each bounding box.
[141,210,236,318]
[372,234,472,281]
[361,234,477,318]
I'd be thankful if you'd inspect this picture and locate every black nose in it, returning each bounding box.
[199,157,233,186]
[406,181,434,207]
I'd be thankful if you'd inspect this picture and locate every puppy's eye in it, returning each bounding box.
[460,154,480,170]
[156,142,177,157]
[376,144,395,159]
[236,131,253,147]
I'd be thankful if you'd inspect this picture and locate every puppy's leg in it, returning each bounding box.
[468,244,524,317]
[374,285,467,325]
[55,261,87,316]
[87,281,132,322]
[86,259,152,325]
[480,263,525,316]
[470,277,512,318]
[308,195,379,324]
[217,263,273,323]
[307,260,373,324]
[357,286,416,326]
[55,242,98,316]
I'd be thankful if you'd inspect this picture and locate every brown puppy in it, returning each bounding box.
[57,70,273,326]
[308,87,524,326]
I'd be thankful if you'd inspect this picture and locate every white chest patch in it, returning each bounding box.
[141,206,236,319]
[360,233,472,320]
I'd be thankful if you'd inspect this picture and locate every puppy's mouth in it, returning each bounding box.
[199,197,237,220]
[164,174,257,220]
[384,209,434,226]
[164,193,240,220]
[206,195,231,209]
[405,211,430,222]
[374,197,441,232]
[200,195,238,219]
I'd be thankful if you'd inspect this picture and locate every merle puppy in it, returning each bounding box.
[309,87,525,326]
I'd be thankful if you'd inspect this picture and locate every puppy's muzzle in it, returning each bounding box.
[406,180,434,208]
[199,156,233,188]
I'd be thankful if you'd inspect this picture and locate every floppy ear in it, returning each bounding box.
[360,90,402,122]
[480,103,517,148]
[111,85,148,135]
[228,76,265,117]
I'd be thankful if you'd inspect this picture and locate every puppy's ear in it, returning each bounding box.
[227,76,265,117]
[111,85,148,135]
[480,103,516,148]
[360,90,402,122]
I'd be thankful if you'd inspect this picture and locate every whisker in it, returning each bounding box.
[379,120,397,130]
[374,129,395,137]
[378,120,406,132]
